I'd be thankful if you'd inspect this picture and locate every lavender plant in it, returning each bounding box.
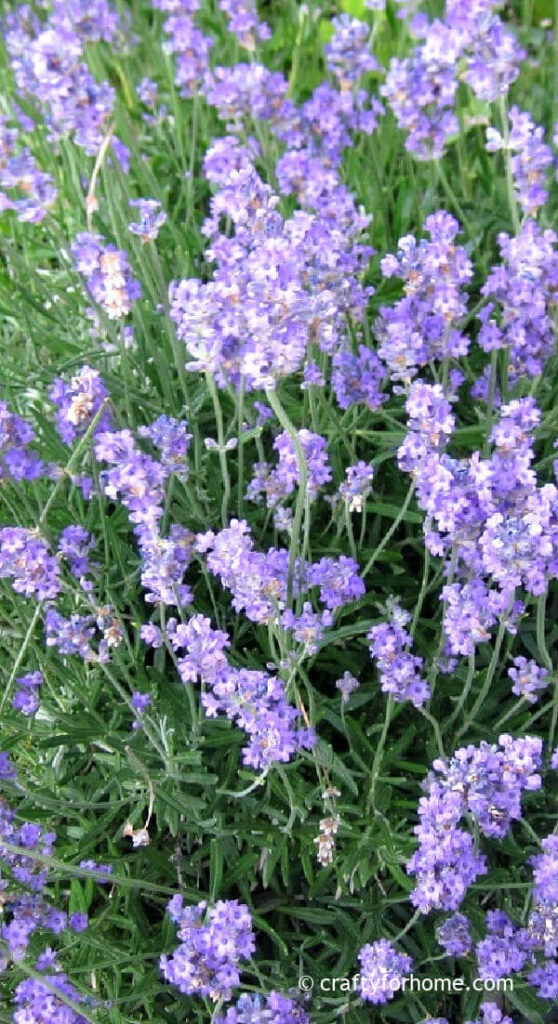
[0,1,557,1023]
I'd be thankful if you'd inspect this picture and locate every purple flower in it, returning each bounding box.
[45,606,123,664]
[408,735,542,913]
[486,107,553,216]
[138,416,192,475]
[335,671,360,703]
[162,13,213,97]
[437,913,472,957]
[45,608,95,661]
[358,938,413,1003]
[131,692,151,713]
[12,672,43,717]
[475,910,532,979]
[140,623,163,648]
[170,137,373,391]
[161,898,255,1001]
[129,199,167,242]
[467,1006,515,1024]
[0,401,44,482]
[281,603,333,656]
[368,599,430,707]
[381,28,460,161]
[14,969,91,1024]
[168,614,314,769]
[508,657,549,704]
[377,212,472,380]
[204,63,288,131]
[49,365,112,445]
[5,7,122,157]
[324,15,378,88]
[203,521,293,624]
[69,913,89,933]
[218,0,270,49]
[247,430,331,517]
[331,346,385,411]
[441,581,522,657]
[337,461,374,512]
[78,860,113,882]
[460,13,524,103]
[131,691,152,730]
[480,491,558,596]
[94,425,196,608]
[216,991,309,1024]
[478,221,558,381]
[0,528,61,600]
[382,5,523,160]
[58,525,96,582]
[0,752,17,781]
[307,556,365,610]
[0,148,57,224]
[50,0,125,44]
[71,234,141,321]
[528,834,558,957]
[0,791,80,966]
[169,614,229,683]
[529,960,558,999]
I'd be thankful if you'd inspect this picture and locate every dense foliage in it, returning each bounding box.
[1,1,558,1023]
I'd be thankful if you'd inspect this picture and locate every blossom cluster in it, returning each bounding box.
[376,211,472,380]
[160,897,255,1000]
[2,0,558,1022]
[358,938,413,1004]
[4,0,129,158]
[396,378,558,660]
[0,758,89,972]
[155,613,315,769]
[0,118,57,223]
[216,992,309,1024]
[71,234,142,321]
[368,599,430,706]
[383,0,524,159]
[408,735,542,912]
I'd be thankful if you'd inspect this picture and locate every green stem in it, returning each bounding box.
[344,504,358,562]
[435,161,474,238]
[265,387,308,607]
[0,943,100,1024]
[367,695,394,812]
[538,592,558,756]
[494,695,529,733]
[288,11,306,96]
[456,603,513,740]
[362,483,415,579]
[483,349,499,456]
[446,653,476,730]
[0,841,186,895]
[536,592,553,671]
[410,544,430,638]
[98,663,168,766]
[206,373,232,528]
[38,399,110,530]
[0,601,44,714]
[498,95,521,234]
[418,705,445,758]
[393,908,421,943]
[237,377,246,519]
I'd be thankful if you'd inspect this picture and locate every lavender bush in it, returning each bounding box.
[0,1,558,1022]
